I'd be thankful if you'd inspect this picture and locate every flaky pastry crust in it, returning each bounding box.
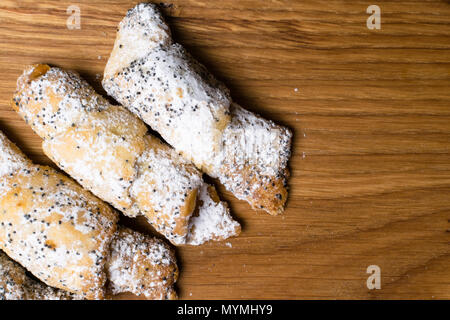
[103,3,292,215]
[12,64,240,244]
[0,130,178,299]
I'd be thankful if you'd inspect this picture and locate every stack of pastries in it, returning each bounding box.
[1,3,291,299]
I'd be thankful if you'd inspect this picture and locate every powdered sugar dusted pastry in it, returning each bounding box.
[103,3,292,215]
[106,226,178,299]
[0,251,77,300]
[0,130,118,299]
[103,3,231,168]
[12,64,240,245]
[212,104,292,215]
[0,131,177,299]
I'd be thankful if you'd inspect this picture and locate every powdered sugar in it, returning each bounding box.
[213,103,292,178]
[0,251,77,300]
[186,183,241,245]
[0,131,182,300]
[106,227,177,299]
[129,138,203,244]
[102,3,292,215]
[14,65,240,245]
[0,132,29,178]
[103,3,231,170]
[0,134,118,298]
[209,103,292,212]
[103,2,172,81]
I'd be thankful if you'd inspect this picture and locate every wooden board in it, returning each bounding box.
[0,0,449,299]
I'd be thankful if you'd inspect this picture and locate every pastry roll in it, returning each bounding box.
[12,64,240,245]
[0,131,177,299]
[0,130,117,299]
[103,3,292,215]
[0,251,77,300]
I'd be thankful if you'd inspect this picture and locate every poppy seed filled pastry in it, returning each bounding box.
[103,3,292,215]
[12,64,240,245]
[0,251,78,300]
[0,131,178,299]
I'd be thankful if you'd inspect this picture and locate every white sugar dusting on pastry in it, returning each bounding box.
[106,226,178,299]
[186,184,240,246]
[103,3,292,215]
[0,133,29,178]
[0,251,78,300]
[0,130,178,300]
[103,3,231,169]
[13,64,240,245]
[0,130,118,299]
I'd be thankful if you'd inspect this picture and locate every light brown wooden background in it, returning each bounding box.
[0,0,449,299]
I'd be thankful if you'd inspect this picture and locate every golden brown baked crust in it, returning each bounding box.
[0,251,77,300]
[0,131,118,299]
[12,64,240,244]
[103,3,292,215]
[0,131,179,299]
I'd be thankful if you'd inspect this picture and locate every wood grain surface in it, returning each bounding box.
[0,0,449,299]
